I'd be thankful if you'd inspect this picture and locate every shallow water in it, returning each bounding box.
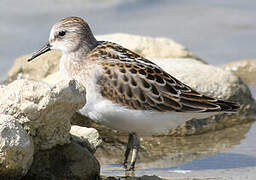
[98,121,256,179]
[1,0,256,81]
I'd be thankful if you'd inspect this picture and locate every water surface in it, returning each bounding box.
[98,121,256,179]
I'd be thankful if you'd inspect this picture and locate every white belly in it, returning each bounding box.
[79,91,218,136]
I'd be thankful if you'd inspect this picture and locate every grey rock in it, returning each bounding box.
[0,114,34,178]
[24,141,100,180]
[0,79,86,150]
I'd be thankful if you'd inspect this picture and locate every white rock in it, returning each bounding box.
[43,71,62,85]
[222,59,256,86]
[0,114,34,177]
[96,33,203,61]
[7,51,61,82]
[0,79,86,150]
[70,125,102,153]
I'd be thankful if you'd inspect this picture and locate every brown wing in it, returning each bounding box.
[94,42,239,112]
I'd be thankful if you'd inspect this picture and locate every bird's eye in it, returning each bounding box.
[58,31,66,37]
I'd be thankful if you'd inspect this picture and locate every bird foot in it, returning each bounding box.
[125,164,135,171]
[123,161,128,169]
[123,161,135,171]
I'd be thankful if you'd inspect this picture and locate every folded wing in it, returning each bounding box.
[94,42,240,113]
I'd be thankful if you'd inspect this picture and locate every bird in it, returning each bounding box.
[27,16,240,170]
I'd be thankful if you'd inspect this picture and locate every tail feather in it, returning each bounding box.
[215,100,240,112]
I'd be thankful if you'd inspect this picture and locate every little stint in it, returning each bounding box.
[28,17,240,170]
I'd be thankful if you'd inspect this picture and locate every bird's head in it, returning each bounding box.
[28,16,97,62]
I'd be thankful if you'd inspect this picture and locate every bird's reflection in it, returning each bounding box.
[95,120,253,169]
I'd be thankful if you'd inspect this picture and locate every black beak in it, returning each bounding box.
[27,42,51,62]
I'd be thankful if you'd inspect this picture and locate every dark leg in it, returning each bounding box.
[123,133,133,169]
[127,133,140,171]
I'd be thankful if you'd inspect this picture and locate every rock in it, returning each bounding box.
[96,33,203,61]
[0,114,34,178]
[23,141,100,180]
[0,79,86,150]
[6,33,203,83]
[222,59,256,86]
[43,71,62,85]
[7,50,61,83]
[0,79,101,180]
[70,125,102,153]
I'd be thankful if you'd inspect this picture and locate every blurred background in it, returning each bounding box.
[1,0,256,81]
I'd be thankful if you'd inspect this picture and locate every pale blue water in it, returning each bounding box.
[102,122,256,179]
[1,0,256,81]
